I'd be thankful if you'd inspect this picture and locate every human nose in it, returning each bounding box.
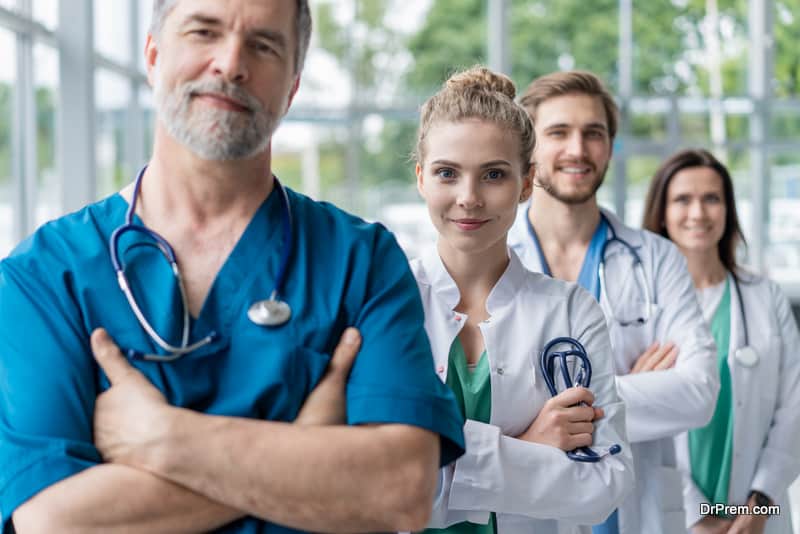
[687,199,705,219]
[564,131,586,158]
[212,37,249,84]
[456,178,483,209]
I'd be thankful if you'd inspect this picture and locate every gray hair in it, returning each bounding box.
[149,0,312,74]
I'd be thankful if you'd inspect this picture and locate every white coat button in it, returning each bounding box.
[496,367,504,375]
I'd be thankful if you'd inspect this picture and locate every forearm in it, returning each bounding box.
[12,463,243,534]
[448,407,632,523]
[618,363,718,442]
[140,409,439,533]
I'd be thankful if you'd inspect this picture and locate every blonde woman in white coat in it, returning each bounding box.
[410,66,634,534]
[643,148,800,534]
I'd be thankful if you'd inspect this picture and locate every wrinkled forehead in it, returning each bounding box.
[161,0,295,33]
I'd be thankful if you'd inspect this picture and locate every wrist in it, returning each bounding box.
[748,490,773,508]
[142,404,189,475]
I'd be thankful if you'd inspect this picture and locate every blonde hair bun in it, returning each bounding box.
[445,66,516,100]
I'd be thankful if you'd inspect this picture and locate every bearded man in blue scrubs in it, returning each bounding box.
[0,1,465,532]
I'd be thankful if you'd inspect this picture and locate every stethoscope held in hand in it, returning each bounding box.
[540,337,623,463]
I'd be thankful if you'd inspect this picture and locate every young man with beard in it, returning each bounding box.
[0,1,464,532]
[507,71,719,534]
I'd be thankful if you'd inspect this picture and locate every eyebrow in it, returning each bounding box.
[180,13,288,51]
[543,122,608,132]
[429,159,512,168]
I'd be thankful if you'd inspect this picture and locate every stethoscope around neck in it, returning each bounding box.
[731,276,758,367]
[527,212,655,326]
[597,216,654,326]
[109,165,294,362]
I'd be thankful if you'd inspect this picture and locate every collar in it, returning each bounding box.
[600,207,644,248]
[418,245,529,317]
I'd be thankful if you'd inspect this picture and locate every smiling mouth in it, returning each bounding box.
[557,165,593,175]
[452,218,490,231]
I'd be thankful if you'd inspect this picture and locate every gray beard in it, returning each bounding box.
[155,79,277,161]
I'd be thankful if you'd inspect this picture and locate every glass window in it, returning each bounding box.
[774,0,800,98]
[96,69,131,198]
[33,0,58,30]
[404,0,487,97]
[770,107,800,141]
[0,29,15,257]
[138,0,153,73]
[624,153,662,225]
[272,121,348,203]
[33,43,59,227]
[511,0,618,92]
[767,150,800,287]
[632,0,747,97]
[140,84,154,160]
[94,0,131,64]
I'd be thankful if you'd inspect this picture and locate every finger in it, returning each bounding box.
[638,342,675,372]
[593,406,605,420]
[565,404,596,422]
[327,328,361,377]
[631,342,659,373]
[654,345,679,371]
[567,421,594,435]
[568,433,593,449]
[644,342,675,372]
[551,386,595,408]
[91,329,137,385]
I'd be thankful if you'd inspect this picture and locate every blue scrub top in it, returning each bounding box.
[0,186,465,533]
[525,214,608,299]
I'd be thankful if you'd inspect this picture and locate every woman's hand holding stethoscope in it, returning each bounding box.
[516,387,604,452]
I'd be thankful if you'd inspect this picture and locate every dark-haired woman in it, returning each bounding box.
[643,148,800,534]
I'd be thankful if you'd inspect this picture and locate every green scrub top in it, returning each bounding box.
[689,278,734,508]
[425,337,496,534]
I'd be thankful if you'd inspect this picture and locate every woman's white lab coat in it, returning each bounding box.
[508,207,720,534]
[411,247,634,534]
[675,272,800,533]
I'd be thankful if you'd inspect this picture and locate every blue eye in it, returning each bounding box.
[436,168,455,180]
[485,169,504,181]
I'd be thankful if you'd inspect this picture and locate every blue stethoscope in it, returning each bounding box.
[540,336,622,462]
[527,213,654,326]
[109,166,294,361]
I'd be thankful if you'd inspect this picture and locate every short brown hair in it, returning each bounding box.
[643,148,746,278]
[519,70,619,140]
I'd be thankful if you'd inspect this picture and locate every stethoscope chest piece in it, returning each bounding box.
[248,298,292,327]
[734,346,759,367]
